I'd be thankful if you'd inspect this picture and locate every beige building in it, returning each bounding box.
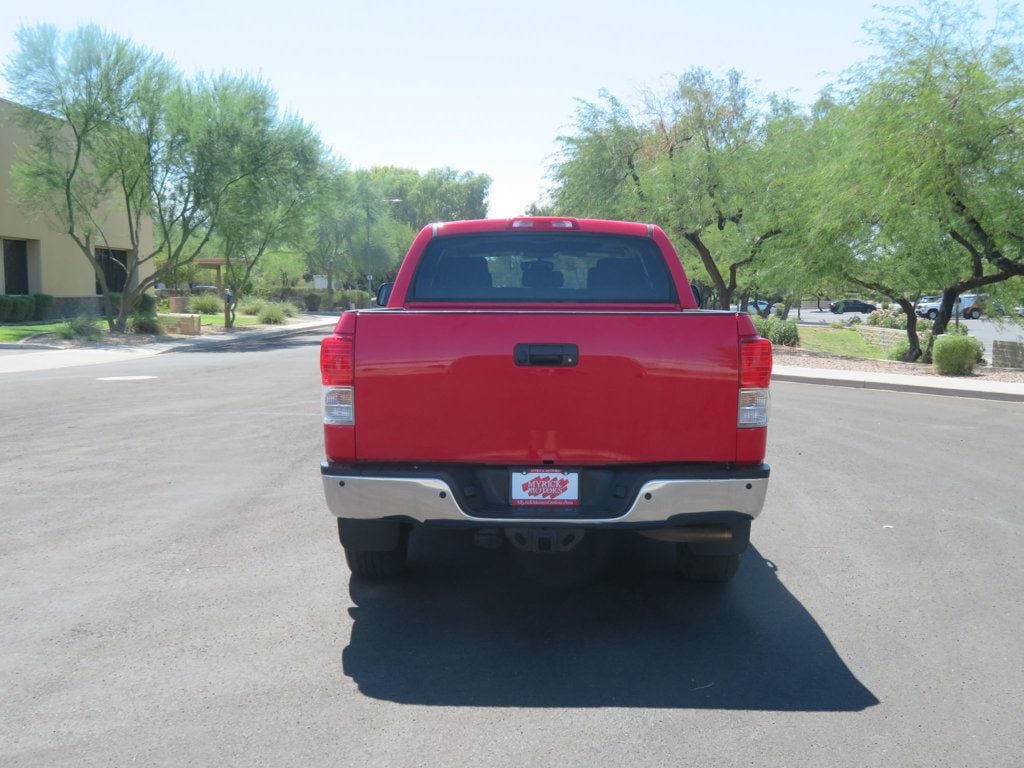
[0,98,154,318]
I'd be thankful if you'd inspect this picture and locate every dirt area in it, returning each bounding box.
[773,346,1024,383]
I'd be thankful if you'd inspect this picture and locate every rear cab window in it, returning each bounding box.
[408,233,678,304]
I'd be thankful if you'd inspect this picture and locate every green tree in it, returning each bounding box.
[215,107,323,326]
[6,25,308,332]
[820,1,1024,360]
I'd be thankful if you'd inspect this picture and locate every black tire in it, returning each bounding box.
[969,308,981,319]
[338,520,408,578]
[343,543,407,578]
[676,545,740,583]
[927,309,938,320]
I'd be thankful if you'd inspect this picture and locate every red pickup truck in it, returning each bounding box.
[320,217,771,583]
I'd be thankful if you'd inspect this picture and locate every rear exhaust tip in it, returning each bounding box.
[639,526,733,543]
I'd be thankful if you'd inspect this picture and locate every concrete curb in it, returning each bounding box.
[152,317,337,354]
[773,369,1024,403]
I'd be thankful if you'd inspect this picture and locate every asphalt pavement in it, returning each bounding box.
[1,330,1022,767]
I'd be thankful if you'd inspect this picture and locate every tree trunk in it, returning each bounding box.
[922,289,959,363]
[897,298,922,362]
[682,232,729,309]
[327,270,335,309]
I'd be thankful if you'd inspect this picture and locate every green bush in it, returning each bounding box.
[257,304,286,324]
[57,316,101,341]
[303,293,322,311]
[0,296,13,323]
[238,297,266,315]
[189,294,222,314]
[847,315,862,326]
[136,293,157,316]
[32,293,54,320]
[130,314,163,334]
[282,300,299,317]
[933,335,979,375]
[9,295,35,322]
[752,315,799,346]
[338,290,371,309]
[887,339,911,361]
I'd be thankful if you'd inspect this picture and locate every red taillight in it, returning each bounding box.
[740,337,773,388]
[321,335,354,386]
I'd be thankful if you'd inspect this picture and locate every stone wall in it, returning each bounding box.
[50,296,103,319]
[992,340,1024,369]
[854,325,927,353]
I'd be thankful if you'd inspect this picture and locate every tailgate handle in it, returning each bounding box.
[514,343,578,367]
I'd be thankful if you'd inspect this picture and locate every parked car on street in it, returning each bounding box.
[830,299,877,314]
[915,294,983,320]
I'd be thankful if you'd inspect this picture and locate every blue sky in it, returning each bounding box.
[0,0,1004,216]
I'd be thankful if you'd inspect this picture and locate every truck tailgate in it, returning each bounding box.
[353,311,742,465]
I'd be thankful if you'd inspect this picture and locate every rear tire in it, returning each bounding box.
[927,309,938,320]
[676,545,740,583]
[344,545,407,578]
[969,308,981,319]
[337,519,408,578]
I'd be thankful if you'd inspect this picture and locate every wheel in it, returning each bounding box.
[927,309,938,320]
[676,544,740,583]
[344,546,407,578]
[338,519,408,578]
[969,308,981,319]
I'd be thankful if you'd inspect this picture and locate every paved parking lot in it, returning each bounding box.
[2,331,1022,767]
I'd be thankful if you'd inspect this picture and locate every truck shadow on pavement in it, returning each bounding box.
[342,529,879,711]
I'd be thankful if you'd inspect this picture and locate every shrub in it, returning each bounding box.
[57,316,101,341]
[239,297,265,315]
[32,293,54,320]
[0,296,13,323]
[847,315,862,326]
[257,303,286,324]
[933,335,978,375]
[136,293,157,316]
[887,339,911,361]
[752,315,799,346]
[283,300,300,317]
[130,314,163,334]
[189,293,222,314]
[339,289,371,309]
[866,310,883,326]
[9,295,35,322]
[303,293,322,311]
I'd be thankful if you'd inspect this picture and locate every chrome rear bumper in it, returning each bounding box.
[321,469,768,526]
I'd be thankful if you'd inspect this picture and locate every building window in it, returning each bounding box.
[95,249,129,294]
[3,239,29,295]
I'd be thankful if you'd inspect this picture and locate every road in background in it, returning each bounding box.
[2,332,1022,767]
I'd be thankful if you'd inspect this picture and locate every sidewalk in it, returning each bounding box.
[774,364,1024,402]
[0,315,338,375]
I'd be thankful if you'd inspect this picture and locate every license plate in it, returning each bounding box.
[511,470,580,506]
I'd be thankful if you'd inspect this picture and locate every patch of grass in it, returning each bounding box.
[0,321,69,342]
[798,326,888,360]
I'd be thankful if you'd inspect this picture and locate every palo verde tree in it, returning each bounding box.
[6,24,307,332]
[215,103,323,327]
[549,73,789,309]
[832,1,1024,360]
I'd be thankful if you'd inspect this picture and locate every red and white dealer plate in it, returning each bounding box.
[511,470,580,506]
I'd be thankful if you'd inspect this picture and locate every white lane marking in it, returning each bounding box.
[96,376,158,381]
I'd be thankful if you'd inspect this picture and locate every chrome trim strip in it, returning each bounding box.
[322,475,767,524]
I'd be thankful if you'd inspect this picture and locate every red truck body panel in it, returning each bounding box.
[322,218,770,469]
[345,310,743,465]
